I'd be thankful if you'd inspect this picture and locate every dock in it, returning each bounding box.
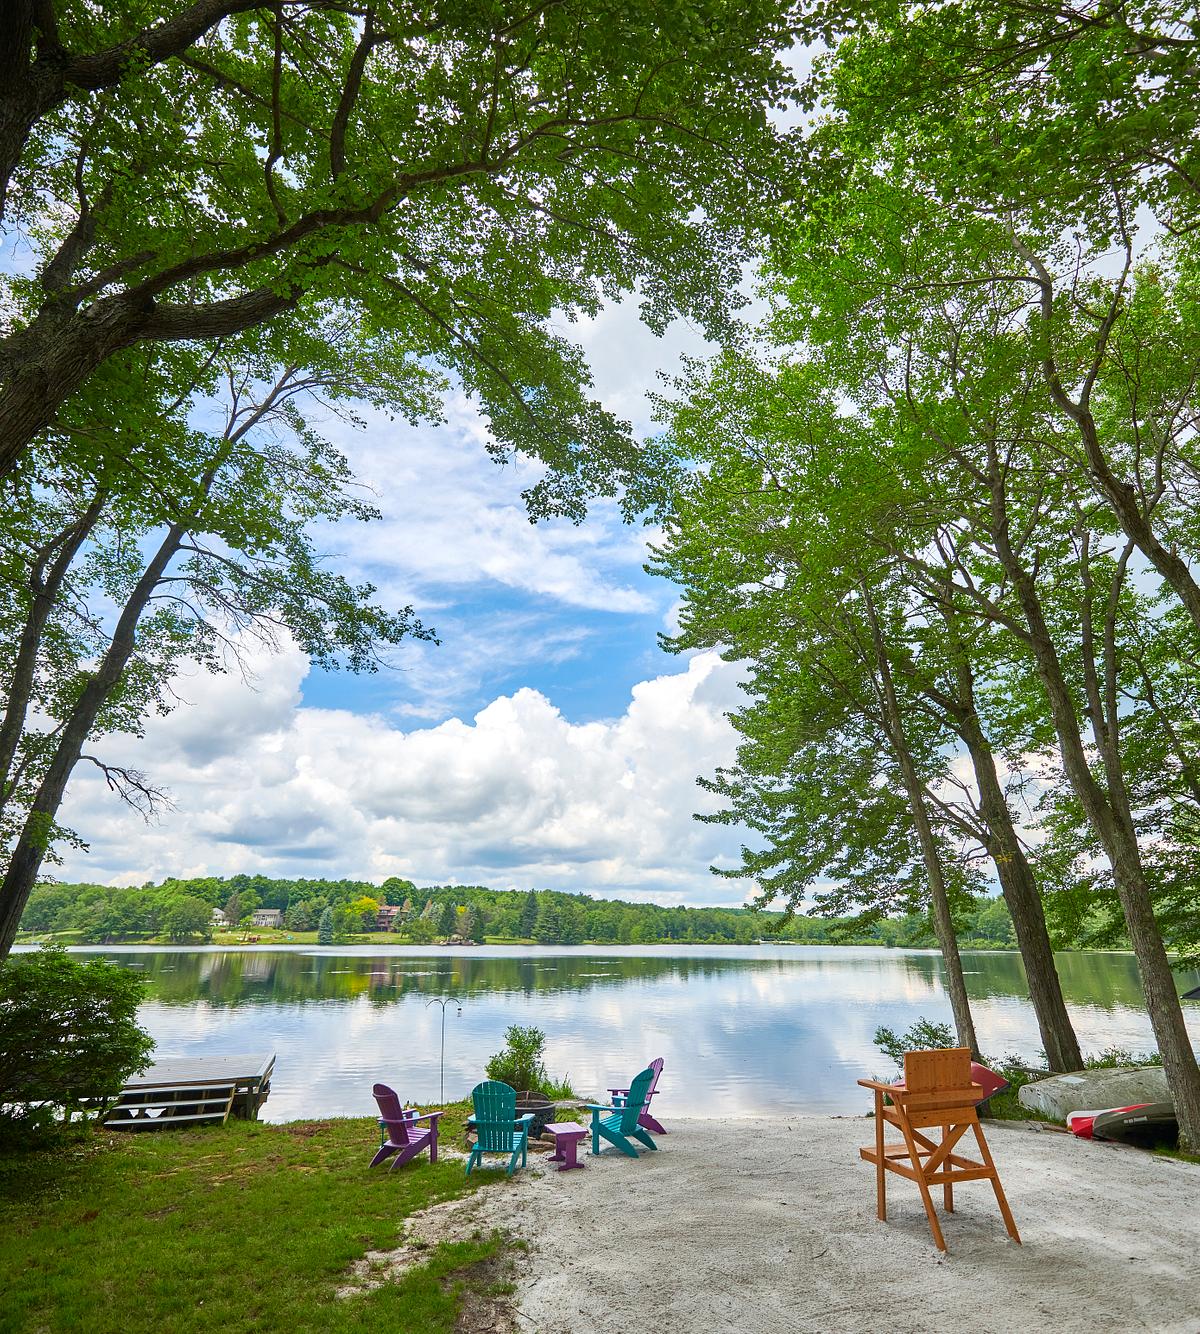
[103,1052,275,1131]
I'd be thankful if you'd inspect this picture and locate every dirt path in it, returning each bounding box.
[430,1116,1200,1333]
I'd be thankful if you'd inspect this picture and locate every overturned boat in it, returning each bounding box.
[1068,1100,1178,1148]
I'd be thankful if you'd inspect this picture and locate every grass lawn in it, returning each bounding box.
[0,1108,517,1334]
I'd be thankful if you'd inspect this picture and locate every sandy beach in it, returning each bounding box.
[390,1116,1200,1334]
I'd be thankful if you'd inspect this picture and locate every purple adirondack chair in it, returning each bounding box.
[369,1083,442,1170]
[608,1056,666,1136]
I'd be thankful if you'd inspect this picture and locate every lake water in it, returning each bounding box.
[50,945,1200,1122]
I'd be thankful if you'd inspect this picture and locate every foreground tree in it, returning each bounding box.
[0,323,431,957]
[767,203,1200,1144]
[0,1,801,495]
[652,354,1088,1067]
[0,946,153,1142]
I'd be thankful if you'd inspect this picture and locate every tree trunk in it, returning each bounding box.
[969,745,1083,1072]
[861,588,980,1058]
[0,490,107,802]
[0,517,186,959]
[937,610,1083,1072]
[986,466,1200,1149]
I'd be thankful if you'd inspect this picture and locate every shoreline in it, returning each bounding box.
[14,934,1152,957]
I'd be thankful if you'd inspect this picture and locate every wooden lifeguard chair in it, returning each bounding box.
[858,1047,1021,1252]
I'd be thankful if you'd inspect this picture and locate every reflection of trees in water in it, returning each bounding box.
[107,951,762,1007]
[98,948,1200,1013]
[916,949,1200,1010]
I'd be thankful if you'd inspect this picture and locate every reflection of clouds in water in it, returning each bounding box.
[90,945,1200,1122]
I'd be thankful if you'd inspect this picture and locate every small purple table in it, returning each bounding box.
[544,1122,587,1171]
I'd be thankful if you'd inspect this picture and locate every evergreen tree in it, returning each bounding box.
[282,903,310,932]
[533,896,561,944]
[317,907,333,946]
[519,890,539,939]
[437,901,458,937]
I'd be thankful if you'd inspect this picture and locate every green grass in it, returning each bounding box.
[0,1110,517,1334]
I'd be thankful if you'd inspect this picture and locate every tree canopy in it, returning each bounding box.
[1,0,803,510]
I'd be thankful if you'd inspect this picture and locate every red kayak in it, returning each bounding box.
[1067,1104,1148,1140]
[1068,1101,1178,1147]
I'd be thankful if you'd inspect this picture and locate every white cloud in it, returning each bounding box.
[55,643,751,905]
[319,394,657,619]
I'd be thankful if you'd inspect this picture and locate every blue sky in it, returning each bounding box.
[54,300,757,904]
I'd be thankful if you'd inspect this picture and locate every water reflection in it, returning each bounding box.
[61,945,1200,1122]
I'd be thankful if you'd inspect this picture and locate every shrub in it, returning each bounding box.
[486,1025,547,1092]
[484,1025,576,1098]
[873,1017,957,1072]
[0,946,154,1144]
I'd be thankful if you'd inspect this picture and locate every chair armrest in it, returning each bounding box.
[517,1113,535,1127]
[857,1078,904,1094]
[586,1103,620,1113]
[406,1111,444,1124]
[607,1087,630,1096]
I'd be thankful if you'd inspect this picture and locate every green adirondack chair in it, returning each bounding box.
[465,1080,533,1176]
[588,1065,658,1158]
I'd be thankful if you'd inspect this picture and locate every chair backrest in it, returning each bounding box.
[472,1080,518,1152]
[903,1048,973,1097]
[373,1083,411,1144]
[645,1057,664,1098]
[619,1066,656,1134]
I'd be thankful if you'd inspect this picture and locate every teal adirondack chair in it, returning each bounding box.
[588,1065,658,1158]
[465,1080,533,1176]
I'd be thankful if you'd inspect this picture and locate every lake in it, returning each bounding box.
[49,945,1200,1122]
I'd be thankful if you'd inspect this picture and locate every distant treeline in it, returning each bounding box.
[18,874,1037,948]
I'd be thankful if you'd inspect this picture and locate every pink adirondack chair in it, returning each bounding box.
[608,1056,666,1136]
[369,1083,442,1170]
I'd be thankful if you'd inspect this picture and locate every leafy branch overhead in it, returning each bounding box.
[0,0,804,509]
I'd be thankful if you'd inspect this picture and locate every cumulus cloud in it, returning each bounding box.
[55,644,751,905]
[318,396,656,615]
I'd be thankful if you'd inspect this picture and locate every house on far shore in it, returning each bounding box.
[212,907,231,928]
[251,908,283,928]
[376,904,405,931]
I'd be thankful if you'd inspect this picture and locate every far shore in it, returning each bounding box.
[23,928,1135,953]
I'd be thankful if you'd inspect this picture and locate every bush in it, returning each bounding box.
[873,1017,957,1072]
[484,1025,576,1098]
[0,946,154,1144]
[486,1025,547,1092]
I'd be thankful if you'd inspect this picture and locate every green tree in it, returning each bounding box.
[0,2,801,487]
[163,895,211,943]
[748,121,1200,1138]
[282,903,311,933]
[317,907,333,946]
[459,905,480,943]
[349,895,381,932]
[518,890,539,940]
[379,877,415,906]
[0,946,153,1142]
[532,896,561,945]
[401,916,437,945]
[437,900,457,938]
[0,337,426,958]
